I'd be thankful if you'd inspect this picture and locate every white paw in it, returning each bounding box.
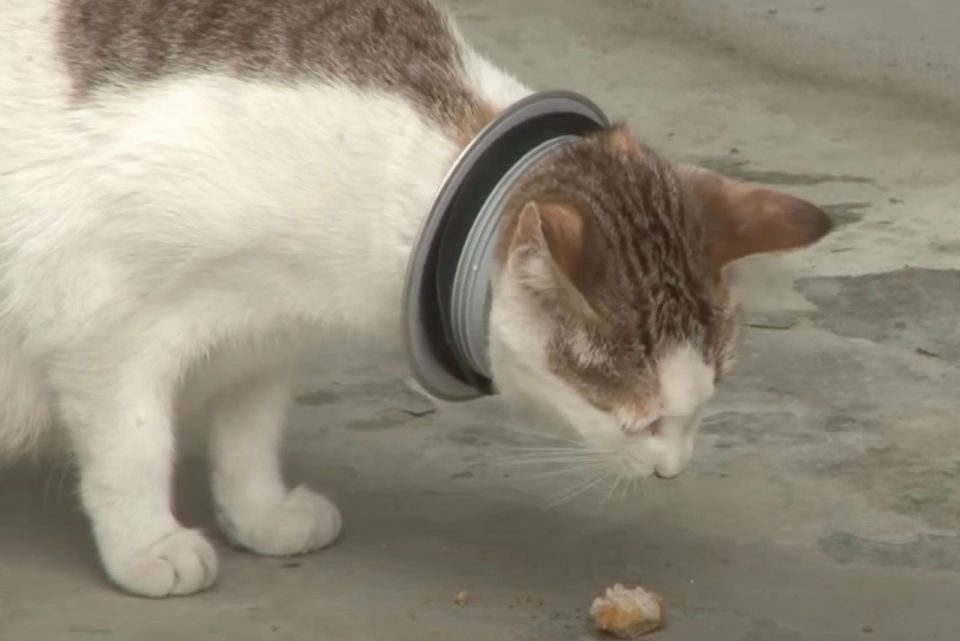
[217,485,342,556]
[103,528,218,598]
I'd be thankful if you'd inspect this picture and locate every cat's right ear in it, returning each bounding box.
[504,201,597,316]
[512,200,584,271]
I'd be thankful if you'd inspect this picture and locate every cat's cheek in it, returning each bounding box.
[572,417,622,448]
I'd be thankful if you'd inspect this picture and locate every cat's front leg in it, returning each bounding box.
[208,369,341,557]
[58,360,218,597]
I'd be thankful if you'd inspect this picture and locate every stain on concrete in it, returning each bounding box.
[299,378,436,431]
[824,414,861,433]
[931,239,960,254]
[695,156,873,186]
[347,414,404,432]
[798,268,960,364]
[444,425,539,448]
[345,380,435,410]
[745,311,805,330]
[702,411,815,449]
[296,389,341,406]
[348,408,436,432]
[819,532,960,573]
[731,339,893,417]
[823,446,960,529]
[822,201,870,226]
[740,619,803,641]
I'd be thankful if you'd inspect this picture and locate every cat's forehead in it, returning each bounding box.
[548,140,713,309]
[552,269,738,419]
[549,321,719,418]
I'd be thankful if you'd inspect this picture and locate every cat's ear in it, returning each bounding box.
[507,200,585,282]
[505,201,597,314]
[680,166,832,270]
[607,125,640,156]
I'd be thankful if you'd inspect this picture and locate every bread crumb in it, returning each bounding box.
[590,583,664,638]
[454,590,469,606]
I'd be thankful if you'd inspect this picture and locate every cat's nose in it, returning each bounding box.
[653,444,692,479]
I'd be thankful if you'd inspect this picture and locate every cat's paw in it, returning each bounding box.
[103,528,218,598]
[217,485,342,556]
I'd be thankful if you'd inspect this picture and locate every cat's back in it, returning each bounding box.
[1,0,529,194]
[60,0,464,94]
[5,0,527,133]
[50,0,522,134]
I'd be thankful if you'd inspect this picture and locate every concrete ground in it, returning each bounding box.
[2,1,959,640]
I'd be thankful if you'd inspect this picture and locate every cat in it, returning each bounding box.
[0,0,831,597]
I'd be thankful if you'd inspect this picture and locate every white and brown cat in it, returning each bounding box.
[0,0,830,597]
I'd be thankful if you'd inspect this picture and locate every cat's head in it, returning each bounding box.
[488,127,830,480]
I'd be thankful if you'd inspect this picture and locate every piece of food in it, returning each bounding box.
[453,590,469,606]
[590,583,664,638]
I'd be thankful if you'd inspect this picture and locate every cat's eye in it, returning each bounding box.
[621,418,661,436]
[648,418,662,436]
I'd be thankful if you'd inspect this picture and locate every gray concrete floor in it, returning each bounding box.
[3,1,960,640]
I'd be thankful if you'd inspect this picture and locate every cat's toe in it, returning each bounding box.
[218,485,341,556]
[104,528,218,597]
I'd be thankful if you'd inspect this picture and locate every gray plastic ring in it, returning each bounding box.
[401,90,609,401]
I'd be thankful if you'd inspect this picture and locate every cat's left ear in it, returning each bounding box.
[679,166,832,270]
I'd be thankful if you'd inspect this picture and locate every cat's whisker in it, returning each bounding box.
[621,474,643,500]
[58,462,75,507]
[501,442,592,450]
[542,477,595,511]
[42,464,59,511]
[520,429,586,447]
[56,464,68,504]
[499,445,596,454]
[493,449,610,460]
[494,449,608,460]
[41,460,72,512]
[601,472,625,506]
[542,469,614,511]
[496,427,586,447]
[496,444,615,462]
[518,461,609,481]
[491,454,611,466]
